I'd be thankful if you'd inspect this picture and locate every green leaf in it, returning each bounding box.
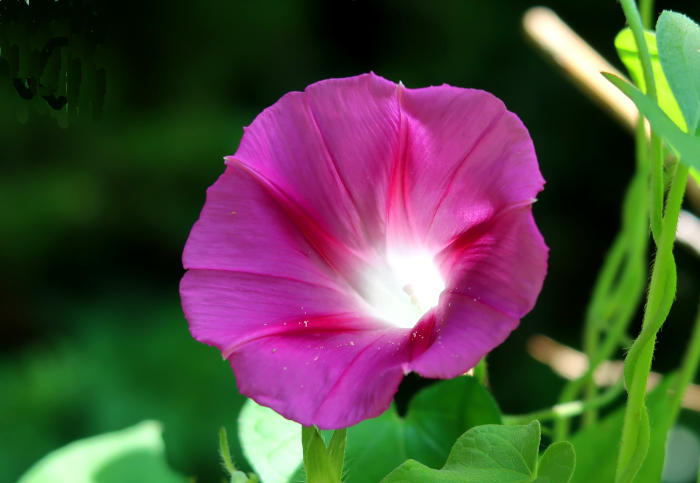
[536,442,576,483]
[381,421,575,483]
[238,399,302,483]
[657,11,700,134]
[614,27,687,131]
[18,421,186,483]
[239,376,501,483]
[343,376,502,482]
[603,73,700,170]
[302,426,341,483]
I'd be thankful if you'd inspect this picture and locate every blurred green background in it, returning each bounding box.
[1,0,699,481]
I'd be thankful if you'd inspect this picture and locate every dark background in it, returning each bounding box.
[1,0,699,481]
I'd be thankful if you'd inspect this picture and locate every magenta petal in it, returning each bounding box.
[439,207,548,318]
[391,85,544,249]
[181,73,549,428]
[232,73,399,251]
[230,328,410,429]
[183,163,339,288]
[180,269,379,356]
[182,268,413,428]
[412,207,548,377]
[409,293,519,378]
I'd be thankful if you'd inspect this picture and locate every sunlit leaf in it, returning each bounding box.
[238,399,302,483]
[18,421,186,483]
[238,376,501,483]
[603,73,700,171]
[614,27,686,131]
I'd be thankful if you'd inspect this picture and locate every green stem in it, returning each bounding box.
[219,427,236,476]
[639,0,654,29]
[619,0,656,102]
[650,133,664,243]
[473,358,487,386]
[615,162,689,483]
[619,0,664,242]
[554,120,649,441]
[504,378,624,425]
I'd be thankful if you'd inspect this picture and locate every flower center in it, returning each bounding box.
[362,249,446,329]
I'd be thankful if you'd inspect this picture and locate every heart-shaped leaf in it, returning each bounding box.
[238,376,501,482]
[381,421,575,483]
[238,399,301,483]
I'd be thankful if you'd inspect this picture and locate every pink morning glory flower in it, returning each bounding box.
[180,73,547,429]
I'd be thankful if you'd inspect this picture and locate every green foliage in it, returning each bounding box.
[657,11,700,134]
[569,377,673,483]
[0,298,249,482]
[238,399,302,483]
[327,428,347,479]
[614,27,686,130]
[612,12,700,185]
[537,441,577,483]
[18,421,186,483]
[381,421,575,483]
[342,376,502,482]
[603,73,700,169]
[220,427,258,483]
[236,376,501,482]
[301,426,346,483]
[0,1,106,125]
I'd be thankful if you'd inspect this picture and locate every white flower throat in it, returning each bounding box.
[362,249,446,328]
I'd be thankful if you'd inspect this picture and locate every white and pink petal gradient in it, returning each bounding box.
[180,73,548,429]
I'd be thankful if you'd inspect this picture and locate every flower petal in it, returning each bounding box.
[180,269,379,355]
[181,74,550,428]
[231,73,400,253]
[183,163,339,288]
[411,207,548,378]
[439,206,548,318]
[389,85,544,249]
[229,328,411,429]
[409,293,519,378]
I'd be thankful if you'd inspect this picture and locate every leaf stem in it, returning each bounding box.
[639,0,655,29]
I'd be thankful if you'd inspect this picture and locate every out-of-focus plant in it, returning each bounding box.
[0,0,106,126]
